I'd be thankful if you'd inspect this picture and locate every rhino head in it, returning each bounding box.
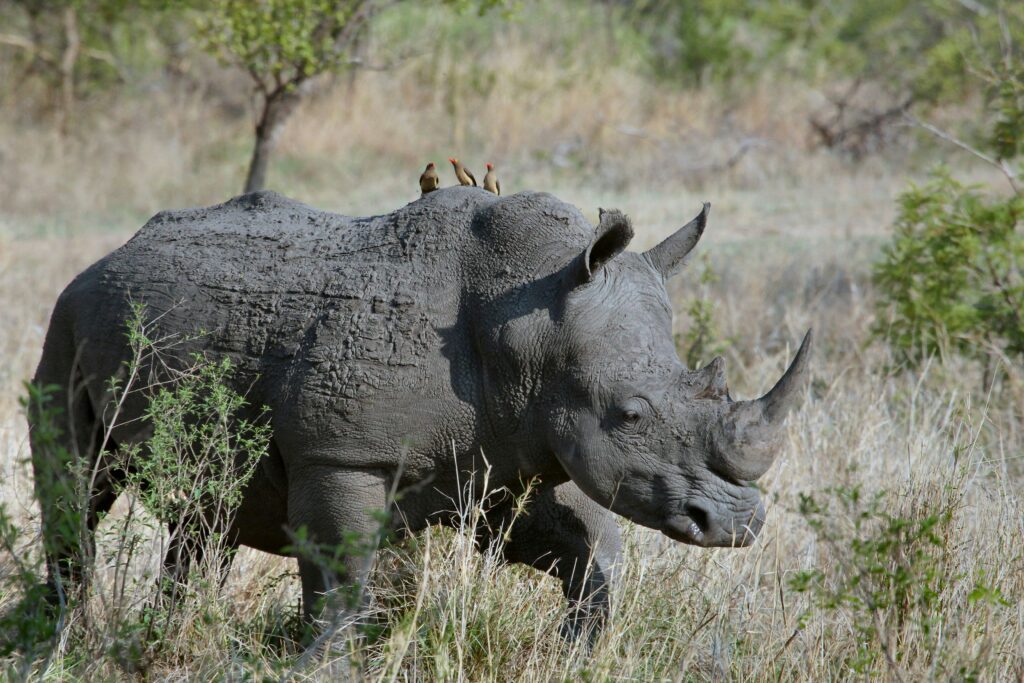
[547,204,811,546]
[472,195,811,548]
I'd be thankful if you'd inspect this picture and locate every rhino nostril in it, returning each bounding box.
[684,504,710,533]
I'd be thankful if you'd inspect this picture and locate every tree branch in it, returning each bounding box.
[0,31,59,74]
[327,0,375,53]
[345,50,421,72]
[905,114,1020,194]
[82,48,127,83]
[0,32,43,54]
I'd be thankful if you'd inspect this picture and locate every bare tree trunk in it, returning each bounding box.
[57,6,79,137]
[243,86,303,193]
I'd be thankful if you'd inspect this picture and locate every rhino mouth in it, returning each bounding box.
[662,508,708,546]
[662,504,762,547]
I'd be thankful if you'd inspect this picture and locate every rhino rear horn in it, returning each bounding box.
[578,209,634,283]
[693,356,728,399]
[645,202,709,279]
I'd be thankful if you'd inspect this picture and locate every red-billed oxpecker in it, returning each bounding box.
[449,157,476,186]
[419,162,440,195]
[483,162,500,195]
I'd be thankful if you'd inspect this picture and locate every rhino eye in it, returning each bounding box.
[616,397,652,430]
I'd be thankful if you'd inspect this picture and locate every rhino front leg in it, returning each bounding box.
[287,465,390,627]
[484,482,622,645]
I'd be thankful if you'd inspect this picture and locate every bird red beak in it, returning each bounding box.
[448,157,457,164]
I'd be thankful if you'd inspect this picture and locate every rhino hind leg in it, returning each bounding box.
[480,482,622,646]
[159,512,239,607]
[285,465,391,630]
[29,342,123,606]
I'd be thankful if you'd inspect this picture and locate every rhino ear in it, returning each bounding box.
[577,208,634,284]
[645,202,709,279]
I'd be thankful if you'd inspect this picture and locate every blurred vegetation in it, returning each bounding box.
[3,1,1021,158]
[678,253,732,370]
[2,0,505,193]
[632,0,1023,156]
[569,0,1011,99]
[873,172,1023,372]
[0,1,193,131]
[3,0,1023,376]
[872,21,1023,381]
[197,0,506,191]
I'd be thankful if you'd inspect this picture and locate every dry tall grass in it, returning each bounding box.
[1,4,1022,679]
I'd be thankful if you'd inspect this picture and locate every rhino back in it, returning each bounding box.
[62,190,490,440]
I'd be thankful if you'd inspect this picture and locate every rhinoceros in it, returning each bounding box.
[30,187,810,639]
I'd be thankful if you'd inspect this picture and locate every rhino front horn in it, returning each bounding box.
[645,202,709,279]
[716,330,813,481]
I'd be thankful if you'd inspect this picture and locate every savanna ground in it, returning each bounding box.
[1,2,1023,680]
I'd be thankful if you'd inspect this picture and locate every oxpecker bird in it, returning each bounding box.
[449,157,476,186]
[419,162,440,195]
[482,162,500,195]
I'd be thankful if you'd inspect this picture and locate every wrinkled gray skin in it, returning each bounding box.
[31,187,811,641]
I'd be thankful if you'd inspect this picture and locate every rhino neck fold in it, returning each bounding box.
[457,191,600,478]
[473,317,551,439]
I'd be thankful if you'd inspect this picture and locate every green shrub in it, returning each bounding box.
[790,482,1008,678]
[646,0,754,86]
[102,309,271,667]
[124,353,268,541]
[2,305,273,676]
[0,503,61,675]
[873,34,1024,373]
[872,171,1024,368]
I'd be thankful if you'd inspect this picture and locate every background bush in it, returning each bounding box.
[872,31,1023,381]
